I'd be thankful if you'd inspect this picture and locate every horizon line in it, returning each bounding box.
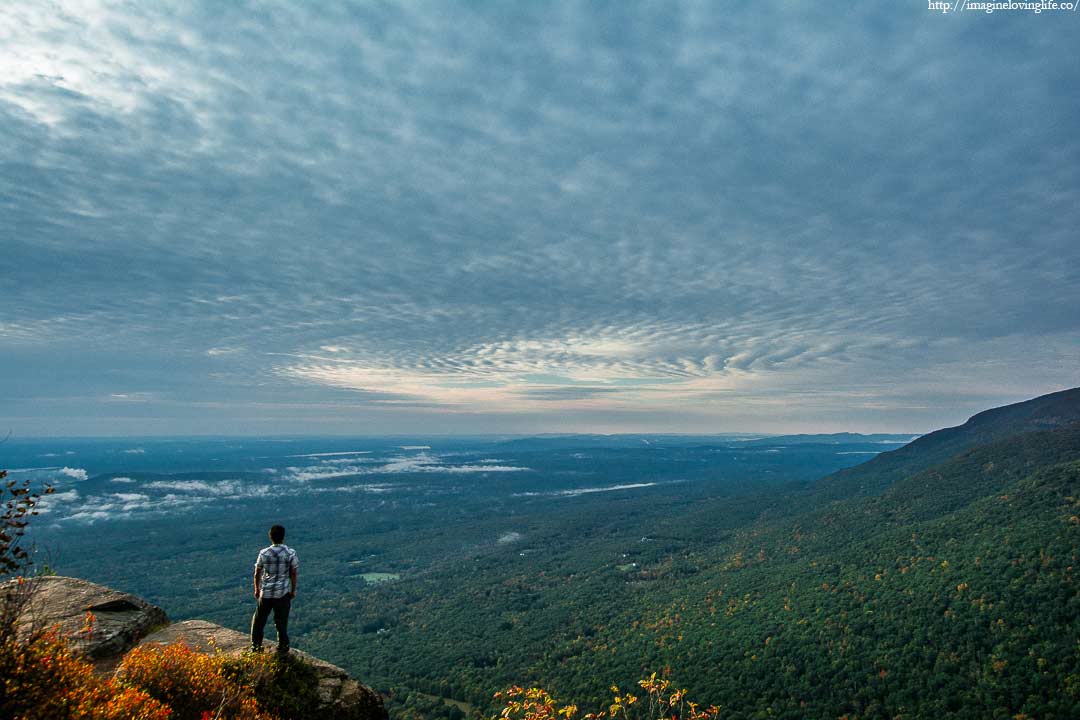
[2,430,923,441]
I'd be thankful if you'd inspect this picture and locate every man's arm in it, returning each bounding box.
[289,566,297,598]
[253,566,263,599]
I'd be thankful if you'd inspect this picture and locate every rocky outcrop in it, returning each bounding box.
[17,575,168,667]
[18,576,386,720]
[140,620,386,719]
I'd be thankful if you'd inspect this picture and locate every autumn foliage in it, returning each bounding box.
[492,673,720,720]
[0,627,171,720]
[116,641,272,720]
[0,623,306,720]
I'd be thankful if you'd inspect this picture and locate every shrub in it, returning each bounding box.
[116,641,271,720]
[1,471,54,649]
[1,470,53,578]
[1,619,329,720]
[0,628,170,720]
[222,651,324,720]
[492,674,720,720]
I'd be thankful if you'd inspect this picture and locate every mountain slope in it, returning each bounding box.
[578,406,1080,718]
[812,387,1080,500]
[334,389,1080,720]
[643,457,1080,719]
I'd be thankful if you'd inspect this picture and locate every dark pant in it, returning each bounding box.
[251,594,291,652]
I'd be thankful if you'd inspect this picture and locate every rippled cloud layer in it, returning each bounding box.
[2,2,1077,434]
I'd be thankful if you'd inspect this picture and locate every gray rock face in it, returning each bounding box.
[18,576,387,720]
[17,575,168,665]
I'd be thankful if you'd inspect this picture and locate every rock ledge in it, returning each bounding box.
[18,576,386,720]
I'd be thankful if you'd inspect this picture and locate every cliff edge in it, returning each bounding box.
[19,575,387,720]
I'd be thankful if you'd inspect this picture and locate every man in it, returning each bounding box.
[250,524,299,655]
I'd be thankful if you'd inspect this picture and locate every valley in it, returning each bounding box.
[10,388,1080,719]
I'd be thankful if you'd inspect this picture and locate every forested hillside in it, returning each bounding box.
[25,390,1080,719]
[329,391,1080,720]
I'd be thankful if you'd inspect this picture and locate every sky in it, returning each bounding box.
[1,1,1077,437]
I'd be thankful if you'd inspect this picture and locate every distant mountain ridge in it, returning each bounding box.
[738,432,917,447]
[812,387,1080,500]
[491,432,916,451]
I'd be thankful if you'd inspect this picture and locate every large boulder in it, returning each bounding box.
[16,575,168,666]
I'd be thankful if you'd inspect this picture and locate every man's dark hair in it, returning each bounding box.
[269,525,286,544]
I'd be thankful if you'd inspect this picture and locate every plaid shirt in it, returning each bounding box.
[255,544,299,599]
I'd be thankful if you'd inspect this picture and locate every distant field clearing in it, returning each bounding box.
[359,572,400,583]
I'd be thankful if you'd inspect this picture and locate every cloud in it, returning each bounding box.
[516,386,624,402]
[317,457,380,466]
[312,483,396,494]
[58,467,88,481]
[64,510,113,523]
[144,480,215,492]
[35,488,80,514]
[144,480,256,496]
[111,492,151,510]
[438,465,528,474]
[283,452,529,481]
[284,451,372,458]
[516,482,661,498]
[55,478,283,523]
[284,464,389,482]
[1,1,1077,434]
[107,394,155,404]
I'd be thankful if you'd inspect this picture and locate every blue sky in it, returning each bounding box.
[1,1,1077,436]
